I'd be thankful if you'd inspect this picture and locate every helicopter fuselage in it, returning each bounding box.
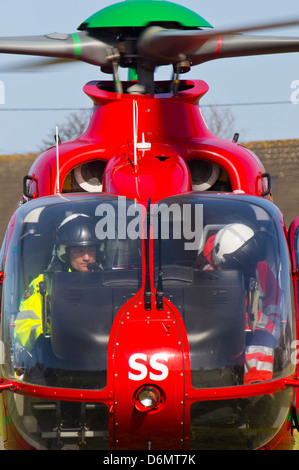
[0,79,299,451]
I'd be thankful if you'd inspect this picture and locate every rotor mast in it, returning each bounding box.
[77,0,211,94]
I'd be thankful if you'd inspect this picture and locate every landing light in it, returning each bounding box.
[135,386,161,411]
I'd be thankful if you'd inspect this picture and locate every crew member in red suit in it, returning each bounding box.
[201,223,281,384]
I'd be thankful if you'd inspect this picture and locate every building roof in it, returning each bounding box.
[244,139,299,228]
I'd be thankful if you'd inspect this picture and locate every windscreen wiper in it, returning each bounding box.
[156,211,164,311]
[144,198,152,311]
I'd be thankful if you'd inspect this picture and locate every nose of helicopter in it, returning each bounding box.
[110,295,187,450]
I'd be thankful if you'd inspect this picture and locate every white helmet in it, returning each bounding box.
[213,223,264,270]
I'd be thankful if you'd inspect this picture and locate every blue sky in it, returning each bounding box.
[0,0,299,154]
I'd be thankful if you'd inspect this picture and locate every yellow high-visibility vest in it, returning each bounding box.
[14,274,45,352]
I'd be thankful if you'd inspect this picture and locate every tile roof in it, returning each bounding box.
[244,139,299,227]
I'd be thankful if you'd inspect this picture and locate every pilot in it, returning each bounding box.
[14,213,103,352]
[203,223,281,384]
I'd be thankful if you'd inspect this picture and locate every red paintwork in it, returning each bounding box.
[111,298,186,449]
[103,146,191,202]
[1,78,299,451]
[25,80,269,201]
[287,216,299,422]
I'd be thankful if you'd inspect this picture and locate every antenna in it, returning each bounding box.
[55,125,60,194]
[133,101,151,162]
[137,133,151,150]
[133,100,138,169]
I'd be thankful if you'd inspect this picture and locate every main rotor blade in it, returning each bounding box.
[0,31,118,68]
[138,16,299,66]
[188,33,299,66]
[0,57,78,73]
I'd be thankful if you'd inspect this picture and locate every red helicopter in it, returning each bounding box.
[1,0,299,451]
